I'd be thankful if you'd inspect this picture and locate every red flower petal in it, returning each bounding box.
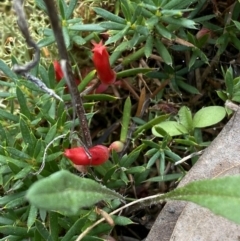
[53,61,81,92]
[92,40,116,85]
[64,145,109,166]
[53,61,64,81]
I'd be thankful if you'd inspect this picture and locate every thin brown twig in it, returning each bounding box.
[151,78,170,99]
[75,193,164,241]
[43,0,92,148]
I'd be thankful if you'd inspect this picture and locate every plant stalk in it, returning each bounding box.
[43,0,92,148]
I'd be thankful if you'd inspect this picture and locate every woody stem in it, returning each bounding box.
[43,0,92,148]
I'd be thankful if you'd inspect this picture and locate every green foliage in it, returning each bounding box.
[162,175,240,225]
[152,106,226,137]
[120,97,132,143]
[26,170,124,215]
[217,66,240,106]
[93,0,198,66]
[0,0,239,240]
[36,0,103,49]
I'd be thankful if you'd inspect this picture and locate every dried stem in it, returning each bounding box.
[43,0,92,148]
[75,193,164,241]
[12,0,62,101]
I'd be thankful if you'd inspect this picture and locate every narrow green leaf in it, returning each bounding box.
[178,106,193,131]
[35,219,53,241]
[61,217,86,241]
[136,25,149,36]
[65,0,78,19]
[231,34,240,51]
[121,47,146,66]
[164,149,181,162]
[164,175,240,225]
[233,20,240,31]
[39,65,49,86]
[188,49,199,70]
[105,25,131,45]
[162,0,197,9]
[45,123,57,144]
[0,155,28,168]
[217,91,228,102]
[63,27,70,48]
[117,68,152,78]
[0,59,17,80]
[26,170,124,215]
[35,0,47,12]
[127,31,141,49]
[145,16,159,29]
[134,114,169,136]
[174,138,198,146]
[126,166,146,174]
[27,205,38,230]
[141,140,160,149]
[20,116,34,148]
[16,87,32,119]
[120,97,132,143]
[5,196,26,209]
[93,7,126,24]
[6,147,31,160]
[37,36,55,48]
[224,67,234,98]
[216,33,229,55]
[58,0,67,19]
[72,35,86,45]
[145,35,154,58]
[14,166,32,180]
[131,5,142,23]
[176,79,200,94]
[0,217,14,225]
[154,38,172,65]
[78,70,96,93]
[152,121,188,137]
[83,94,118,102]
[0,226,34,236]
[120,150,141,168]
[113,216,134,226]
[147,151,161,168]
[121,0,132,21]
[48,63,56,89]
[155,23,172,39]
[100,21,126,30]
[0,191,26,206]
[159,151,165,175]
[193,106,226,128]
[162,16,197,29]
[0,109,19,123]
[49,212,59,241]
[69,23,106,31]
[147,173,183,182]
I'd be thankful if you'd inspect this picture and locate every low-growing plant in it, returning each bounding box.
[1,0,240,240]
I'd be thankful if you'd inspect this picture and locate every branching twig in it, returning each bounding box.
[13,0,40,74]
[12,0,62,102]
[33,134,67,175]
[75,193,164,241]
[175,150,204,165]
[43,0,92,148]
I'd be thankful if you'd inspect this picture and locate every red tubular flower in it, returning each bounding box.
[92,40,116,85]
[53,61,81,91]
[53,61,64,81]
[64,145,109,166]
